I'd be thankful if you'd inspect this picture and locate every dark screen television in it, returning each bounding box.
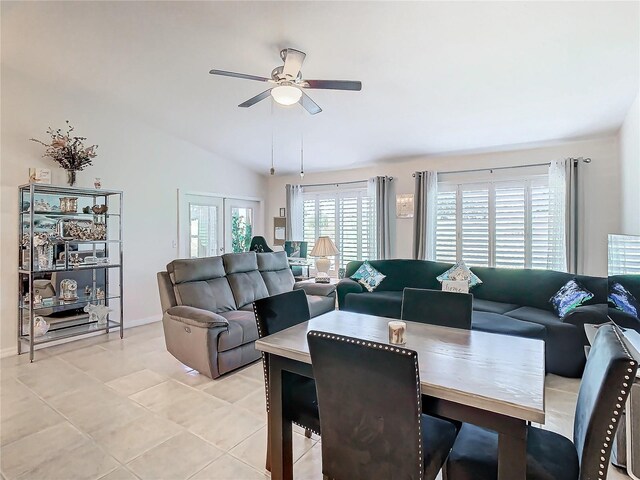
[284,241,308,259]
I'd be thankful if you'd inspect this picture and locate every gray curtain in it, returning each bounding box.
[565,159,584,273]
[413,171,438,260]
[285,184,303,241]
[370,176,392,259]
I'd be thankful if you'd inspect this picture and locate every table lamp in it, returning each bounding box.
[310,236,339,283]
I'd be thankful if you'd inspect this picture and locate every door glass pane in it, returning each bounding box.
[190,204,218,258]
[231,207,253,253]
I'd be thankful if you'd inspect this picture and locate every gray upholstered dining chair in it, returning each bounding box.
[253,289,319,471]
[444,324,638,480]
[401,288,473,330]
[308,330,458,480]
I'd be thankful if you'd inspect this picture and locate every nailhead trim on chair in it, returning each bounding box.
[308,331,423,479]
[253,302,321,436]
[594,327,638,480]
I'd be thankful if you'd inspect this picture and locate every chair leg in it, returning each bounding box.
[265,424,271,472]
[304,428,312,439]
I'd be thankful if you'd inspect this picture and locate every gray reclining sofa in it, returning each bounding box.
[157,251,335,378]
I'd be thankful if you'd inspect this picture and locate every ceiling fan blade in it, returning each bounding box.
[238,89,272,108]
[299,91,322,115]
[303,80,362,91]
[282,48,306,80]
[209,69,270,83]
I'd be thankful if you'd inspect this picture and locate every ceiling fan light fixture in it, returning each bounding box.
[271,84,302,106]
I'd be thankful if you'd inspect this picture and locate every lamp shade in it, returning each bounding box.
[271,85,302,106]
[310,236,339,257]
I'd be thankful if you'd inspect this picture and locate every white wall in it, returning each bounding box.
[619,93,640,235]
[0,69,267,355]
[266,137,621,277]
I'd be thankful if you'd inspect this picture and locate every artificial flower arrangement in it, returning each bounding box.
[30,121,98,186]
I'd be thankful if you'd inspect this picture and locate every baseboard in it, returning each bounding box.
[0,315,162,359]
[1,346,18,359]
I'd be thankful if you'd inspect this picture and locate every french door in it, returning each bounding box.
[224,199,260,254]
[179,192,261,258]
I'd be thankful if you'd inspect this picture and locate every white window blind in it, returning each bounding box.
[435,177,553,269]
[303,188,376,270]
[608,234,640,275]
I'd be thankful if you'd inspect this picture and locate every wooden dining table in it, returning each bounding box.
[255,310,546,480]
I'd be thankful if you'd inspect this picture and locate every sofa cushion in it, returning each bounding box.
[345,259,453,292]
[217,310,259,352]
[344,291,403,319]
[257,252,295,296]
[472,298,519,314]
[223,252,259,274]
[172,278,237,313]
[468,267,606,312]
[307,295,336,318]
[472,311,546,341]
[223,252,269,308]
[505,306,568,327]
[167,256,226,284]
[227,270,269,309]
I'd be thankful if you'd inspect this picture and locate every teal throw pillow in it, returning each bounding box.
[436,262,483,289]
[351,261,386,292]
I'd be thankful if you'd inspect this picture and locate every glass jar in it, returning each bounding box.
[59,197,78,213]
[59,279,78,301]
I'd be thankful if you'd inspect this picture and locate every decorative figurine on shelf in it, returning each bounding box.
[69,253,81,267]
[84,285,92,297]
[59,197,78,213]
[94,178,102,189]
[84,304,111,326]
[96,287,105,300]
[30,121,98,187]
[82,206,91,214]
[60,278,78,301]
[23,294,30,305]
[33,316,50,337]
[33,294,43,306]
[91,204,108,214]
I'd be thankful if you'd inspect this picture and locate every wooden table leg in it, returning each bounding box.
[268,354,293,480]
[497,420,527,480]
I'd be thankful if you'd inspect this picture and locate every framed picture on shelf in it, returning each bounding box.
[28,168,52,184]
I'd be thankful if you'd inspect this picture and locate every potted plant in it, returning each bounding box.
[31,121,98,186]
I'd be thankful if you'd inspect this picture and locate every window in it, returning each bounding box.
[608,234,640,274]
[302,188,376,270]
[435,177,554,269]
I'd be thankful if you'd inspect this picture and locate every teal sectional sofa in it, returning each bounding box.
[337,259,608,377]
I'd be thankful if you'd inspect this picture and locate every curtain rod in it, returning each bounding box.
[300,177,394,188]
[412,157,591,177]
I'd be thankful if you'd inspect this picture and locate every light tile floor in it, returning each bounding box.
[0,322,632,479]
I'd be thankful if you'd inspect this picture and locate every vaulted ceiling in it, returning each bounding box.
[2,1,638,174]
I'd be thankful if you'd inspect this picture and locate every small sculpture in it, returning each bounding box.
[84,304,111,326]
[96,287,105,300]
[33,316,50,337]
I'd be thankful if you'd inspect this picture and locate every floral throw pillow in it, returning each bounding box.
[549,279,594,318]
[436,262,483,289]
[609,282,639,318]
[350,261,386,292]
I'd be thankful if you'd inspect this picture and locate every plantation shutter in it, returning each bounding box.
[461,186,490,267]
[302,187,377,271]
[435,188,457,263]
[495,185,526,268]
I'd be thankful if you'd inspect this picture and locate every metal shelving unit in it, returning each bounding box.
[18,183,123,361]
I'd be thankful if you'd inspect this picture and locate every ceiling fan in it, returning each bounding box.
[209,48,362,115]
